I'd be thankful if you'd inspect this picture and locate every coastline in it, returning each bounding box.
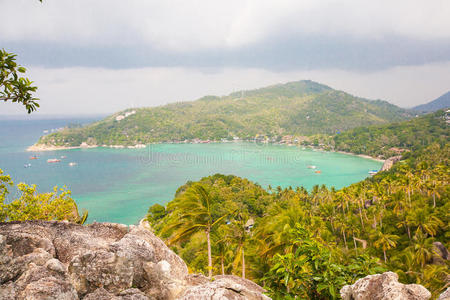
[27,144,82,152]
[27,144,147,152]
[27,141,385,163]
[334,150,385,163]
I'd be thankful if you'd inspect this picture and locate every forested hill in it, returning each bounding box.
[413,91,450,112]
[333,109,450,158]
[36,80,413,147]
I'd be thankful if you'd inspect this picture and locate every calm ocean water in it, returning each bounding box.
[0,117,383,225]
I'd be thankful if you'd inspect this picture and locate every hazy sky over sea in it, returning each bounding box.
[1,0,450,115]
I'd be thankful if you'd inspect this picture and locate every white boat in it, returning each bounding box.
[68,162,77,166]
[369,170,378,176]
[47,158,61,163]
[61,155,67,159]
[307,165,317,169]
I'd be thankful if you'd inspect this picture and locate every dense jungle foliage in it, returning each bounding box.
[36,81,413,147]
[148,142,449,298]
[333,110,449,159]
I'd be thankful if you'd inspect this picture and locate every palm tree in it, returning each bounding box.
[402,166,415,206]
[426,179,441,208]
[165,183,227,278]
[255,202,306,257]
[410,229,434,267]
[224,210,249,278]
[231,223,248,279]
[335,217,349,249]
[408,207,444,237]
[420,264,449,298]
[372,230,399,262]
[212,225,233,275]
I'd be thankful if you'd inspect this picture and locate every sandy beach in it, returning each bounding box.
[335,150,385,163]
[27,144,147,152]
[26,144,83,152]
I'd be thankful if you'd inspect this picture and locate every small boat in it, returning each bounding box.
[29,155,38,160]
[60,155,67,159]
[68,162,77,166]
[307,165,317,169]
[315,170,321,174]
[369,170,378,176]
[24,163,31,168]
[47,158,61,163]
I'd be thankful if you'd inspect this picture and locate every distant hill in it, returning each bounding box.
[35,80,414,147]
[333,110,449,158]
[413,91,450,112]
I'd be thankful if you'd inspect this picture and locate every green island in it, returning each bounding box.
[33,80,414,149]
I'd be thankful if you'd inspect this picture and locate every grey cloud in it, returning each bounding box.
[2,0,450,72]
[5,35,450,71]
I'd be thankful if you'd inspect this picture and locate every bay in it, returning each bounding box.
[0,118,383,225]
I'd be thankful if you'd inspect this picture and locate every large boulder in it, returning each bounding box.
[12,260,78,300]
[68,249,135,296]
[0,220,269,300]
[52,222,129,264]
[432,242,449,264]
[180,275,271,300]
[83,287,149,300]
[340,271,431,300]
[438,287,450,300]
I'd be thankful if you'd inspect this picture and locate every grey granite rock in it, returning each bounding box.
[0,220,269,300]
[340,271,431,300]
[438,287,450,300]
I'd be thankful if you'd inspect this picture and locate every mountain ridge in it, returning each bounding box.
[413,91,450,112]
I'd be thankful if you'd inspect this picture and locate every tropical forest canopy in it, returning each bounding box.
[147,112,449,299]
[332,110,450,158]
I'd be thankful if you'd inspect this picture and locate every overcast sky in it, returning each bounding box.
[1,0,450,115]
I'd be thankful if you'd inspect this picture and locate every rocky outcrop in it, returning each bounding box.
[0,220,269,300]
[438,287,450,300]
[432,242,449,264]
[181,275,269,299]
[340,271,431,300]
[380,155,402,171]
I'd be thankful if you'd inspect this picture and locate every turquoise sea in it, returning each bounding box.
[0,117,383,225]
